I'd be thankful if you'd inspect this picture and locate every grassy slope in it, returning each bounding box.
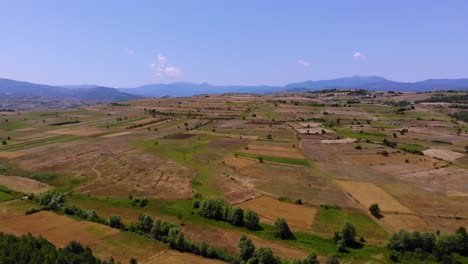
[68,194,388,262]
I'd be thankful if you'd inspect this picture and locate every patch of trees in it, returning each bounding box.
[415,93,468,104]
[196,199,260,230]
[449,111,468,123]
[128,213,233,262]
[126,118,168,129]
[333,221,358,252]
[388,227,468,263]
[0,232,113,264]
[48,120,81,126]
[231,234,322,264]
[383,138,397,148]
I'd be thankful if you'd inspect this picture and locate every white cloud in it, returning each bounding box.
[297,59,311,67]
[150,54,182,78]
[125,48,135,55]
[353,51,365,60]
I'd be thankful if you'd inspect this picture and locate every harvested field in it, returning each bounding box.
[238,195,318,230]
[223,156,258,169]
[422,148,465,161]
[142,251,224,264]
[335,180,413,214]
[379,214,430,232]
[47,127,106,136]
[0,175,50,193]
[397,167,468,197]
[187,129,259,139]
[0,210,219,264]
[0,211,119,247]
[321,138,356,144]
[244,146,304,159]
[0,151,25,158]
[101,131,133,138]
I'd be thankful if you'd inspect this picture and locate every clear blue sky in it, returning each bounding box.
[1,0,467,87]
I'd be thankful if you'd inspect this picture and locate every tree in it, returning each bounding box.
[238,234,255,261]
[274,218,295,240]
[228,206,244,226]
[341,221,357,245]
[129,257,137,264]
[105,215,123,229]
[254,247,281,264]
[243,209,260,230]
[138,214,153,233]
[369,203,382,218]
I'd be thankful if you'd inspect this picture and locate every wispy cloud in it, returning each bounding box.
[150,54,182,78]
[125,48,135,55]
[353,51,365,60]
[297,59,311,67]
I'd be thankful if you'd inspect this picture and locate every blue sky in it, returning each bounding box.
[1,0,467,87]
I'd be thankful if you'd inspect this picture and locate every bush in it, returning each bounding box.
[105,215,123,229]
[369,203,382,218]
[273,218,295,240]
[243,209,260,230]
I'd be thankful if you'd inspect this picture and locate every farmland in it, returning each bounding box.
[0,90,467,263]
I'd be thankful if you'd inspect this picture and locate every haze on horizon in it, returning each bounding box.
[0,0,467,88]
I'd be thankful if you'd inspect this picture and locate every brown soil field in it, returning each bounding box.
[0,175,50,193]
[101,131,133,138]
[0,151,25,158]
[74,151,195,199]
[335,180,413,214]
[15,140,194,199]
[239,162,354,207]
[223,155,258,170]
[372,163,433,176]
[422,148,465,161]
[47,127,106,136]
[238,195,318,230]
[397,167,468,197]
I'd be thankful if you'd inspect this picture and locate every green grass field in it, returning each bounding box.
[235,152,311,166]
[312,207,389,241]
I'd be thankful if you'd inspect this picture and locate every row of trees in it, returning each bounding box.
[388,227,468,263]
[195,199,260,230]
[0,232,113,264]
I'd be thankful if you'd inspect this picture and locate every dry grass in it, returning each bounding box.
[101,131,133,138]
[422,149,465,161]
[223,156,258,170]
[238,195,318,230]
[0,151,25,158]
[335,180,413,214]
[0,175,50,193]
[47,127,106,136]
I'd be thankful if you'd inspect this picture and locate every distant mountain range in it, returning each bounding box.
[0,76,467,103]
[285,76,468,92]
[0,78,142,103]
